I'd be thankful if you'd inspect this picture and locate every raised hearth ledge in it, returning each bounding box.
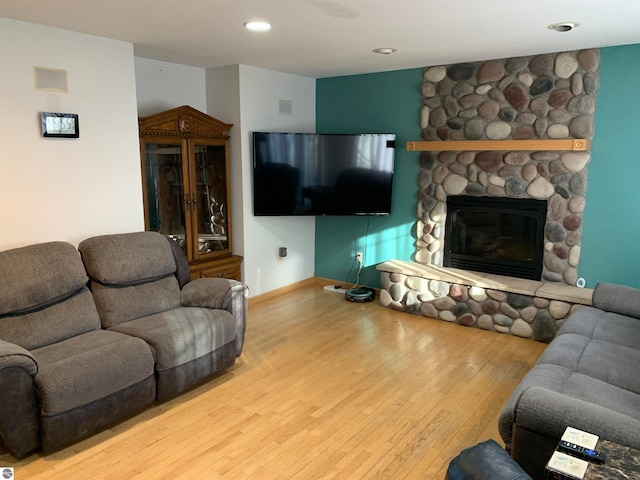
[377,260,592,305]
[376,260,593,342]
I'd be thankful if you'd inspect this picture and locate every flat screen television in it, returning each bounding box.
[252,132,396,216]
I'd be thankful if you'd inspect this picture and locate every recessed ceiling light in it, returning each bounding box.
[244,21,271,32]
[547,22,581,32]
[372,47,397,55]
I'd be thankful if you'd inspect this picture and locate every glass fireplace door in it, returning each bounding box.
[444,195,546,280]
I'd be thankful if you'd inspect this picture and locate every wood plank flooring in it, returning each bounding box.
[1,280,546,479]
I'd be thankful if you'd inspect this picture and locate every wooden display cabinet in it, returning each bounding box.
[139,106,242,281]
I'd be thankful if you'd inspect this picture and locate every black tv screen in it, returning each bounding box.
[252,132,396,216]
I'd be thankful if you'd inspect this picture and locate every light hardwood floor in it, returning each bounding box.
[1,280,545,479]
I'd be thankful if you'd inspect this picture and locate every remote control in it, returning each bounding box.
[558,440,606,464]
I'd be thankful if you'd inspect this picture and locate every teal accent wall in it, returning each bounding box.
[316,69,422,287]
[316,44,640,290]
[580,44,640,288]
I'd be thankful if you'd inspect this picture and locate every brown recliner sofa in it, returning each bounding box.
[0,231,248,458]
[78,231,248,401]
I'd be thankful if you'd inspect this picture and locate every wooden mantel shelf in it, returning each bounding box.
[406,139,591,152]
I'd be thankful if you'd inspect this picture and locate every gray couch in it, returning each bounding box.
[0,231,248,458]
[498,282,640,479]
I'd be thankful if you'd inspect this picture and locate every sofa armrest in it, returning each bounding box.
[0,339,40,458]
[181,278,247,309]
[0,338,38,375]
[512,386,640,450]
[181,278,249,356]
[592,282,640,319]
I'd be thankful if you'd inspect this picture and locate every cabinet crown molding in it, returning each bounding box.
[139,105,233,139]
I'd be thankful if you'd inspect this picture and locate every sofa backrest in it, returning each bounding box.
[0,241,101,350]
[78,231,182,328]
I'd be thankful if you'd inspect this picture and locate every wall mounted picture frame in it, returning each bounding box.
[41,112,79,138]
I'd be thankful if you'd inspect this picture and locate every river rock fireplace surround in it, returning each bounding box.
[377,48,599,342]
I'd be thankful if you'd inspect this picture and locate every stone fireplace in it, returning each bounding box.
[376,49,599,342]
[415,49,599,285]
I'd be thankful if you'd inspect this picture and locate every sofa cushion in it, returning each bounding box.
[0,288,101,351]
[0,241,88,315]
[79,231,177,285]
[79,231,183,328]
[521,363,640,420]
[32,330,154,416]
[90,276,181,328]
[557,306,640,350]
[592,282,640,319]
[537,334,640,395]
[108,306,236,371]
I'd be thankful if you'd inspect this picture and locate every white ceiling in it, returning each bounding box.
[2,0,639,78]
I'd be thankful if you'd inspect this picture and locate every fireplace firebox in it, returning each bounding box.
[443,195,547,280]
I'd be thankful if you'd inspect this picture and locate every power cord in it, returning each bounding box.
[345,257,362,290]
[344,217,370,289]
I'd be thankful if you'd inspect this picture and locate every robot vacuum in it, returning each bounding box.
[345,287,375,303]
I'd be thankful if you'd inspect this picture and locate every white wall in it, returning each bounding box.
[134,61,316,296]
[0,18,143,250]
[135,58,207,116]
[205,65,243,258]
[234,65,316,296]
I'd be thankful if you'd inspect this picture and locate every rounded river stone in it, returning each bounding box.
[507,293,533,309]
[545,222,566,242]
[555,52,579,79]
[527,177,555,198]
[506,57,528,74]
[505,178,527,197]
[453,82,475,99]
[530,75,554,96]
[486,120,511,139]
[513,125,535,140]
[567,95,596,114]
[447,63,477,81]
[477,60,505,83]
[457,313,477,326]
[424,65,447,82]
[529,54,554,76]
[465,119,485,140]
[548,90,572,108]
[499,107,517,122]
[475,151,504,172]
[478,99,500,119]
[504,83,530,112]
[569,116,594,138]
[578,49,599,72]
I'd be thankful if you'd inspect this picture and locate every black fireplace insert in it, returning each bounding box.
[443,195,547,280]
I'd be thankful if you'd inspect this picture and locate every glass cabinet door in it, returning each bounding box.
[190,142,230,258]
[142,141,189,254]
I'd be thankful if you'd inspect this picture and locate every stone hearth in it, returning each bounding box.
[377,260,592,342]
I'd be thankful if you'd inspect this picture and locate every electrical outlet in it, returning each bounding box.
[356,251,363,264]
